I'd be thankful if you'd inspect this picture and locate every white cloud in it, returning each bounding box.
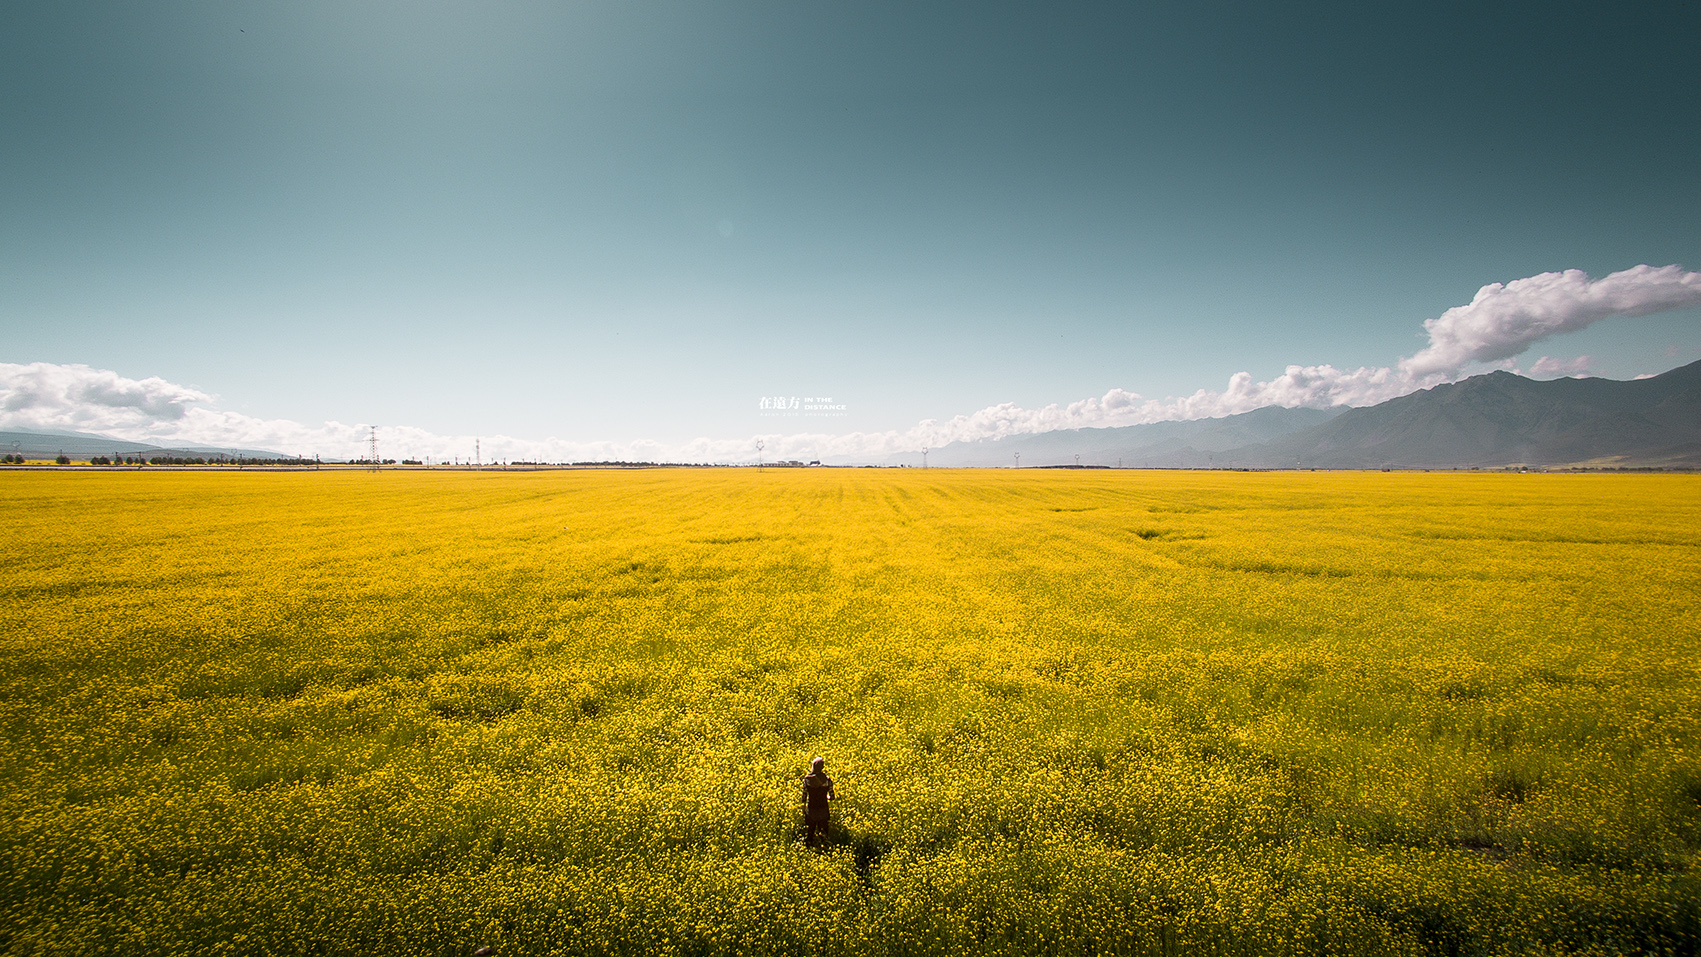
[1400,265,1701,378]
[851,264,1699,453]
[880,364,1411,447]
[5,264,1697,462]
[0,362,678,462]
[0,362,211,431]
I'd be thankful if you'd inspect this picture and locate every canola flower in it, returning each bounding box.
[0,468,1697,956]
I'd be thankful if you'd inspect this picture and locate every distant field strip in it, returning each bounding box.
[1,470,1697,956]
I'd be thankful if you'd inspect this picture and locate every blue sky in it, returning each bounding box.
[2,1,1698,460]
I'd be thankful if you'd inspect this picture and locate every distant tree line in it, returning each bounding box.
[564,461,718,467]
[83,455,320,466]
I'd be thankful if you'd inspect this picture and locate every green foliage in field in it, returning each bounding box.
[1,470,1698,956]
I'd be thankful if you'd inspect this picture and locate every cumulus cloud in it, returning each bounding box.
[908,264,1695,448]
[1400,265,1701,378]
[0,362,676,462]
[873,364,1410,448]
[815,264,1698,454]
[6,264,1697,463]
[0,362,212,431]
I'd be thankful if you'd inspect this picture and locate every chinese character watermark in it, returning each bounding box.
[757,395,848,417]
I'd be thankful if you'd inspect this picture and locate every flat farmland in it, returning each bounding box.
[1,469,1697,956]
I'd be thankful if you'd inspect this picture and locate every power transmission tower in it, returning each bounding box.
[369,427,380,472]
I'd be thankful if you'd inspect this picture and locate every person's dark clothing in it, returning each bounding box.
[803,771,834,821]
[802,770,834,846]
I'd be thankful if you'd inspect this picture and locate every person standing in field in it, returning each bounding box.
[801,756,834,848]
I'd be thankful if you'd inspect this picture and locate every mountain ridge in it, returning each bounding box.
[915,405,1346,468]
[0,430,294,460]
[915,360,1701,469]
[1222,360,1701,468]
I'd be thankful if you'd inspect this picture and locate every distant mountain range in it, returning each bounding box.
[917,405,1346,468]
[0,430,293,460]
[6,360,1697,469]
[920,360,1701,469]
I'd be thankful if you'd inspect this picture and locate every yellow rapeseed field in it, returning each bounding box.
[1,468,1697,956]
